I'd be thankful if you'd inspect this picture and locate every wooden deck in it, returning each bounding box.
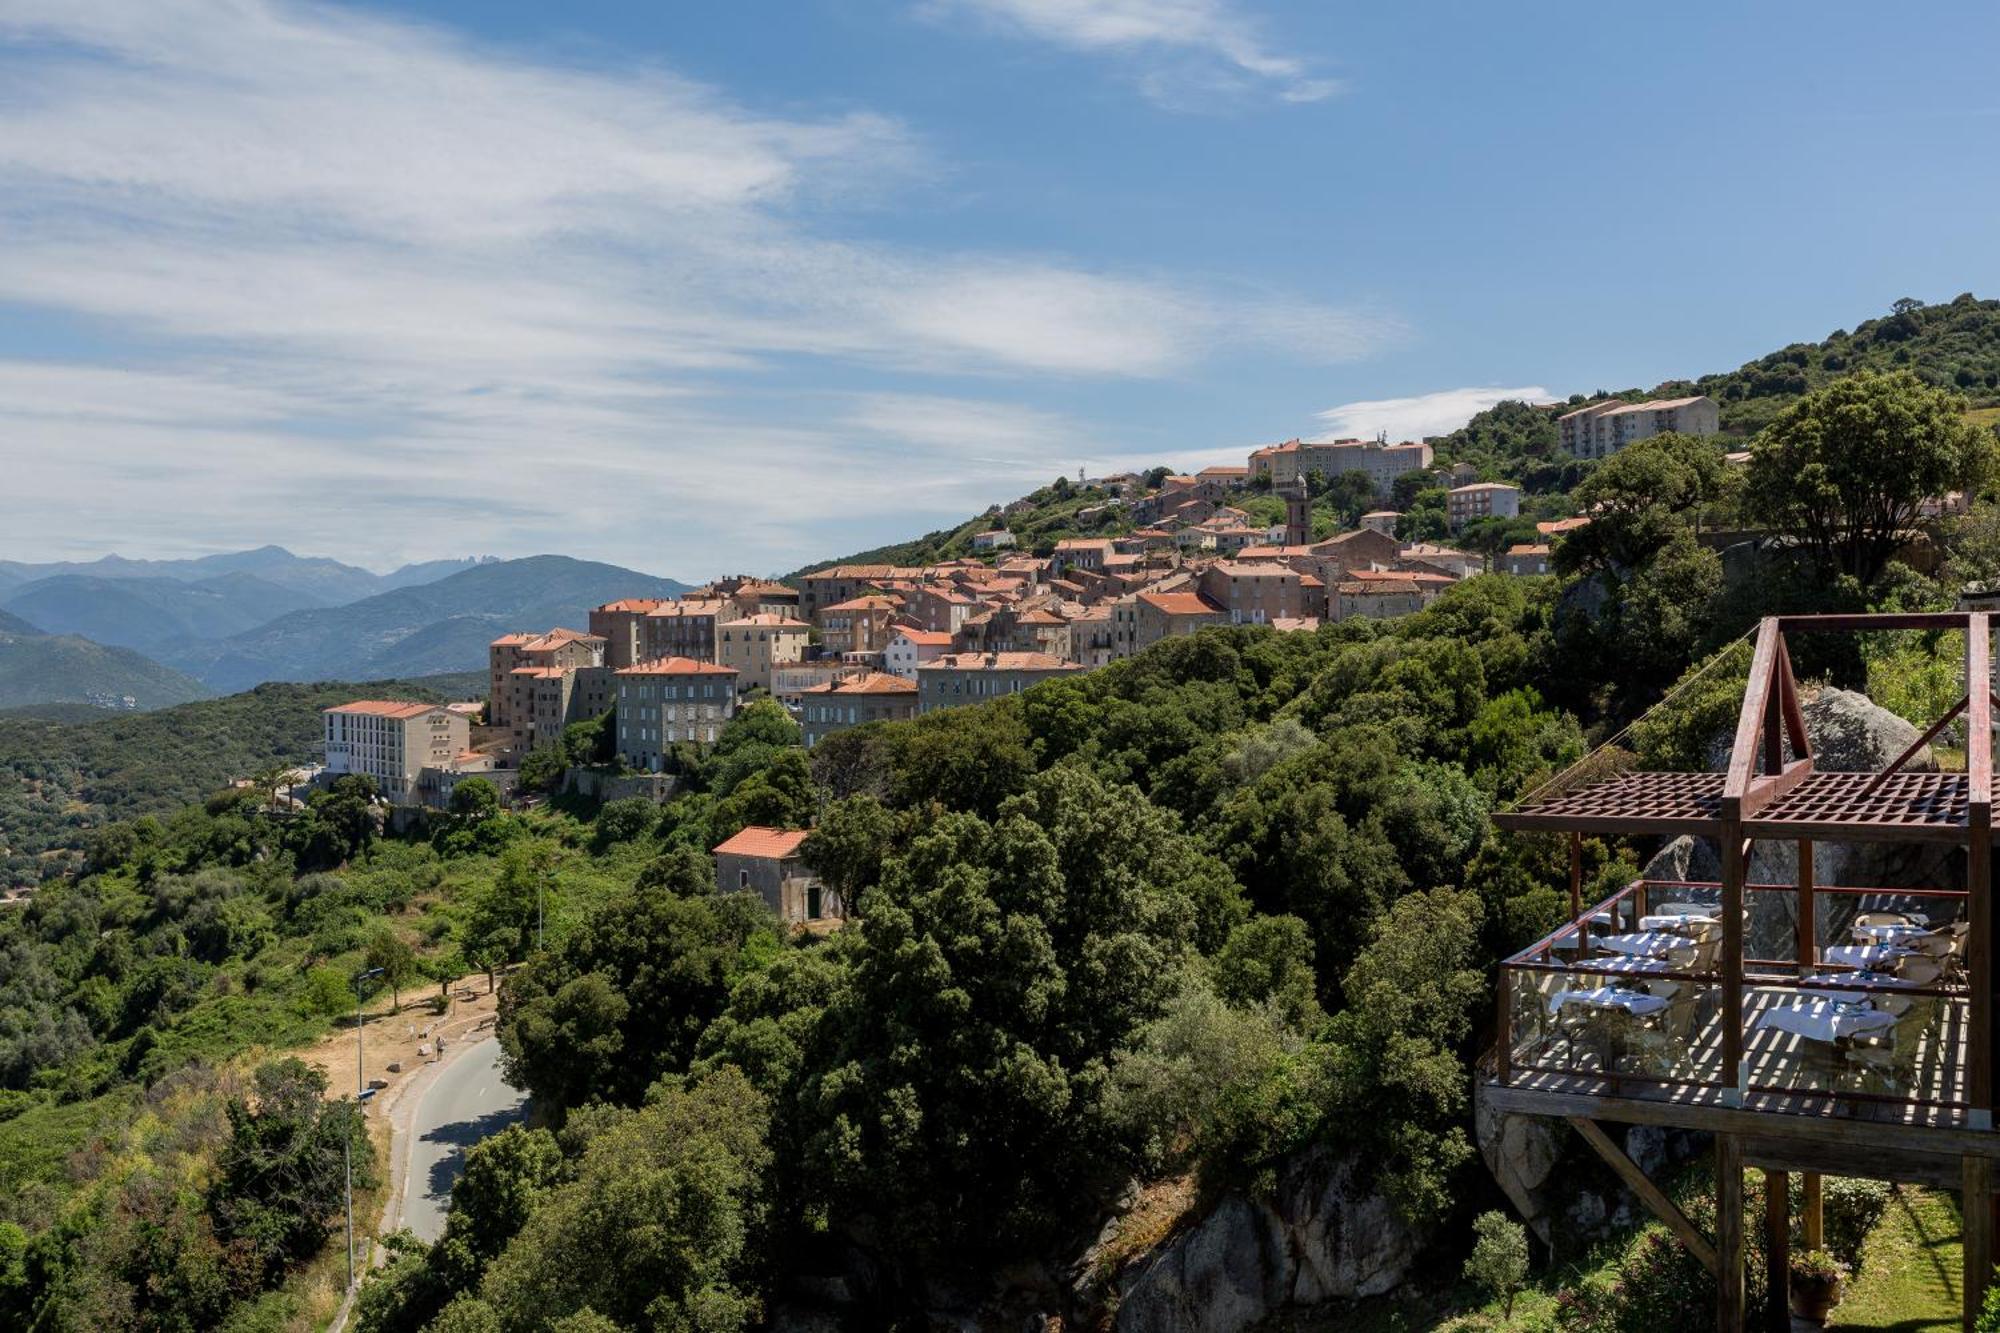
[1506,981,1971,1127]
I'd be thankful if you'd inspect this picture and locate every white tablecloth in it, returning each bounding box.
[1551,987,1669,1016]
[1796,970,1917,1006]
[1852,922,1931,944]
[1584,956,1677,976]
[1641,912,1718,932]
[1823,943,1913,970]
[1756,1000,1896,1042]
[1591,931,1688,959]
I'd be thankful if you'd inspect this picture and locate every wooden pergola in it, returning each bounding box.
[1487,612,2000,1331]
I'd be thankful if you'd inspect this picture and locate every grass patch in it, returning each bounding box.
[1828,1184,1961,1331]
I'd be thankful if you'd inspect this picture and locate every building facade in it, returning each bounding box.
[1557,394,1720,459]
[716,614,811,694]
[488,629,607,749]
[712,825,829,924]
[798,671,920,747]
[916,652,1083,712]
[613,658,739,770]
[1446,482,1522,530]
[322,700,470,804]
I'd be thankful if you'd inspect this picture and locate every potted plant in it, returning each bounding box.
[1790,1248,1849,1323]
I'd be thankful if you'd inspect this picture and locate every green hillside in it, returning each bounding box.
[0,671,481,885]
[0,628,211,712]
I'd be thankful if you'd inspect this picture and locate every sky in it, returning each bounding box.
[1,1,1997,581]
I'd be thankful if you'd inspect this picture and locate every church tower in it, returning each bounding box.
[1282,480,1311,547]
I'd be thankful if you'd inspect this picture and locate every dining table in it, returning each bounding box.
[1795,969,1925,1005]
[1756,998,1897,1043]
[1822,943,1915,970]
[1590,931,1689,959]
[1851,922,1933,946]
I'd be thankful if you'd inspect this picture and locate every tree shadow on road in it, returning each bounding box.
[419,1100,531,1202]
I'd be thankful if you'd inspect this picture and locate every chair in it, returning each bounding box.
[1656,901,1714,919]
[1855,911,1917,929]
[1847,997,1942,1097]
[1895,956,1944,986]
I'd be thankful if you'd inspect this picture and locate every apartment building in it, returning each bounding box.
[1196,562,1314,625]
[971,529,1017,551]
[1246,438,1434,493]
[916,652,1083,713]
[716,614,811,694]
[1360,510,1401,536]
[1398,543,1483,580]
[798,565,921,621]
[798,671,920,747]
[613,658,739,770]
[1333,579,1429,622]
[488,629,607,749]
[1053,537,1116,573]
[1446,482,1522,530]
[322,700,470,804]
[1557,394,1720,460]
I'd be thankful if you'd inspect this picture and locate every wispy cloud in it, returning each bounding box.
[919,0,1334,107]
[1313,385,1555,443]
[0,0,1382,576]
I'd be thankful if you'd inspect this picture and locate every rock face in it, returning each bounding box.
[1474,1084,1565,1246]
[1111,1148,1420,1333]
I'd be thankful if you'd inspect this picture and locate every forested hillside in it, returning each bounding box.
[0,625,212,713]
[0,671,482,884]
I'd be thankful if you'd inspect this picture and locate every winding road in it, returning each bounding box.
[400,1037,530,1241]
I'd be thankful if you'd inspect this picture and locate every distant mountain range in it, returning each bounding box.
[156,555,690,693]
[0,547,684,707]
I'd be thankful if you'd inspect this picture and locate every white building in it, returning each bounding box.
[322,700,469,804]
[971,529,1017,551]
[1557,395,1720,460]
[884,625,954,679]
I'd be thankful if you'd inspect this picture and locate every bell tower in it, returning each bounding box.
[1282,480,1311,547]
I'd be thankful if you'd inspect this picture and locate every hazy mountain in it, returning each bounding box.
[0,627,211,711]
[0,544,495,608]
[377,555,502,591]
[0,607,39,635]
[160,554,689,692]
[1,571,328,652]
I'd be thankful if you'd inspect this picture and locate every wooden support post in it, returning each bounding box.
[1966,1155,1992,1333]
[1796,839,1814,976]
[1717,1133,1745,1333]
[1970,615,1993,1126]
[1567,1117,1718,1275]
[1722,831,1747,1102]
[1570,831,1586,952]
[1801,1172,1823,1251]
[1763,1168,1789,1333]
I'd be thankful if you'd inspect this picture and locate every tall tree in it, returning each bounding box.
[1745,369,1995,585]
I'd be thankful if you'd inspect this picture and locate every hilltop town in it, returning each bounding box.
[319,418,1662,808]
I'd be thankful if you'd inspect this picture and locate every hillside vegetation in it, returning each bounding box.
[0,626,211,713]
[0,671,482,885]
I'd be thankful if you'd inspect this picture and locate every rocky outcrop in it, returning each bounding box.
[1111,1148,1420,1333]
[1474,1087,1565,1246]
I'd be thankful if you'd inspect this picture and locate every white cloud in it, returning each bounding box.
[0,0,1385,576]
[921,0,1335,106]
[1313,385,1555,443]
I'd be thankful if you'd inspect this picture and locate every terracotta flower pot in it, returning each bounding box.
[1789,1272,1844,1323]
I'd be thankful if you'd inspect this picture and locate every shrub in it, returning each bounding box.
[1465,1210,1531,1319]
[593,798,655,847]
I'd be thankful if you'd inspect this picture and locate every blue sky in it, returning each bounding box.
[1,0,1996,580]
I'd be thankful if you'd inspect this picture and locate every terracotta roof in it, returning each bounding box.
[1448,481,1521,495]
[712,826,811,859]
[1507,543,1552,556]
[799,671,917,696]
[1198,465,1250,477]
[1208,561,1300,579]
[1339,579,1421,595]
[1236,544,1315,559]
[720,614,811,629]
[615,656,739,676]
[1139,591,1225,617]
[1537,517,1591,535]
[1016,608,1067,626]
[922,652,1081,671]
[1345,567,1456,586]
[1271,616,1320,631]
[325,700,438,719]
[508,666,567,678]
[822,595,903,613]
[489,633,530,646]
[1055,538,1116,551]
[520,628,599,650]
[646,599,730,618]
[1361,509,1402,519]
[594,598,672,613]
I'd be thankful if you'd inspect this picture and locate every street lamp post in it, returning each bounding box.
[347,964,385,1292]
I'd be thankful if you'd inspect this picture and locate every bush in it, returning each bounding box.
[1464,1210,1530,1319]
[593,798,655,847]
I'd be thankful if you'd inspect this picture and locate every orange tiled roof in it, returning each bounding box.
[325,700,438,719]
[713,826,811,859]
[823,594,903,613]
[922,652,1080,671]
[1138,591,1225,617]
[891,626,954,645]
[595,598,672,613]
[799,671,917,696]
[615,656,739,676]
[721,614,811,628]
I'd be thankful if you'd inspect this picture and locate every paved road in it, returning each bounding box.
[402,1037,529,1242]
